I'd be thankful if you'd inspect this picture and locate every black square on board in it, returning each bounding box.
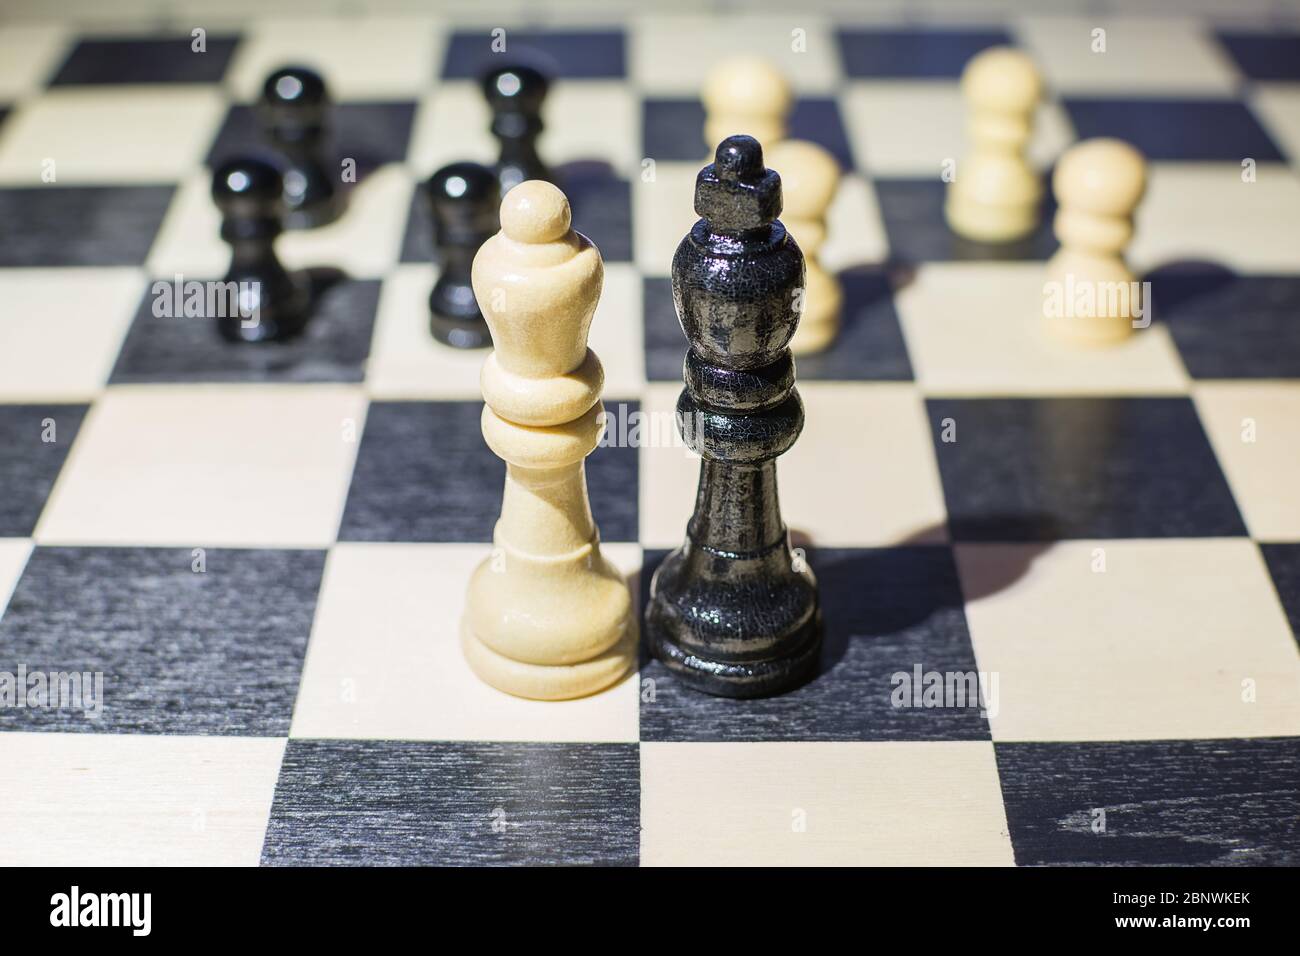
[261,740,639,865]
[399,185,434,264]
[641,97,855,169]
[874,178,1058,265]
[51,36,240,85]
[996,738,1300,865]
[0,547,325,736]
[1151,267,1300,379]
[1261,544,1300,648]
[1063,98,1285,163]
[207,102,417,175]
[643,277,685,382]
[0,404,87,537]
[111,276,380,384]
[793,267,915,381]
[1215,32,1300,81]
[926,397,1247,541]
[338,401,639,543]
[563,165,633,263]
[837,28,1013,78]
[441,30,627,80]
[0,186,174,267]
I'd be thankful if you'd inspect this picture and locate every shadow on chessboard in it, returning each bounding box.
[303,265,348,304]
[786,514,1059,680]
[1144,258,1237,312]
[1144,259,1298,378]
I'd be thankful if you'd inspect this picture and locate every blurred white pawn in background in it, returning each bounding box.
[1044,138,1149,347]
[704,55,843,354]
[945,47,1044,243]
[768,138,842,355]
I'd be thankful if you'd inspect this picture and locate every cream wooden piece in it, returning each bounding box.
[704,58,842,353]
[945,47,1044,243]
[461,181,636,700]
[768,138,842,354]
[1045,138,1148,347]
[702,55,792,152]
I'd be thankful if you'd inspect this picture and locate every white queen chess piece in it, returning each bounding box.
[460,180,636,700]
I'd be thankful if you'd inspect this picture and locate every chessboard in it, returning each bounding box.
[1,8,1299,867]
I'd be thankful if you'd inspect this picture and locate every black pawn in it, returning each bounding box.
[482,64,551,194]
[211,157,310,343]
[427,162,499,349]
[645,135,822,698]
[258,66,343,229]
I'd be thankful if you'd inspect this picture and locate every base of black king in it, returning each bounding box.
[645,134,822,698]
[646,470,822,697]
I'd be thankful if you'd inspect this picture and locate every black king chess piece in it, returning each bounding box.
[258,66,343,229]
[426,161,499,348]
[211,157,310,343]
[646,135,822,698]
[482,64,552,195]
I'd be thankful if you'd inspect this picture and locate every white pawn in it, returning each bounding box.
[1044,138,1148,347]
[702,55,792,153]
[945,47,1043,243]
[768,138,842,354]
[461,180,636,700]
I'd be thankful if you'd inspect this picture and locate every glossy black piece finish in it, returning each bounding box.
[482,64,552,194]
[425,162,499,349]
[643,269,915,382]
[257,66,343,229]
[211,157,310,343]
[646,135,822,698]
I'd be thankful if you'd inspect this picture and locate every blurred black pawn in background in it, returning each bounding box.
[258,66,344,229]
[426,162,499,349]
[211,157,310,343]
[482,64,552,195]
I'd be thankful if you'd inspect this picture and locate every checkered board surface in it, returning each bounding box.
[1,13,1299,867]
